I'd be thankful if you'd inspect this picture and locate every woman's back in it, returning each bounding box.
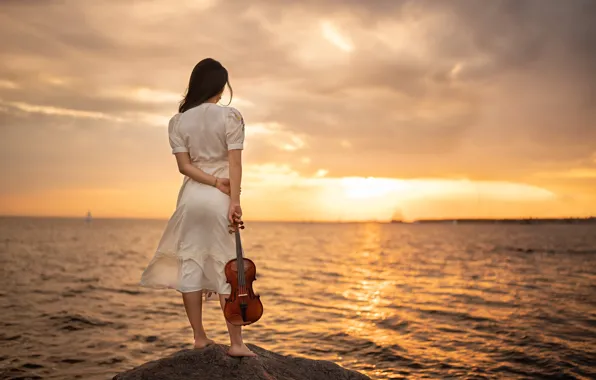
[169,103,244,177]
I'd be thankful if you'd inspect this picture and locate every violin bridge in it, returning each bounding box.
[238,293,248,296]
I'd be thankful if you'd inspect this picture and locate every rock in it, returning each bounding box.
[113,344,370,380]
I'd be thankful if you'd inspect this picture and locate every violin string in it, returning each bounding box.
[236,229,246,295]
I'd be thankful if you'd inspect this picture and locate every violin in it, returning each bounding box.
[224,222,263,326]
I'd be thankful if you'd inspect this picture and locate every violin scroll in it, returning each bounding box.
[228,220,245,234]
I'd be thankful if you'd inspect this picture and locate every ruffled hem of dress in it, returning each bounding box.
[150,248,229,265]
[139,278,230,294]
[139,250,231,300]
[139,278,231,301]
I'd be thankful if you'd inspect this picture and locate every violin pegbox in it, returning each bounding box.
[228,220,245,234]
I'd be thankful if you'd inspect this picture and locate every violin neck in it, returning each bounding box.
[234,230,245,283]
[234,230,243,260]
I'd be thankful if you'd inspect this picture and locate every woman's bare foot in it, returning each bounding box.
[194,336,215,349]
[228,344,257,357]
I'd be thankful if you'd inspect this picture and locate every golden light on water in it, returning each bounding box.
[323,222,519,379]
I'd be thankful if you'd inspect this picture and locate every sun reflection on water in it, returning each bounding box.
[2,219,593,379]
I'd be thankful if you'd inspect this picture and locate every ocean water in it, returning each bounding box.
[0,217,595,380]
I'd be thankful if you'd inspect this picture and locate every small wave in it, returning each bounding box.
[46,312,127,331]
[83,284,143,295]
[417,307,496,324]
[98,357,125,365]
[0,334,21,341]
[499,245,596,255]
[375,316,411,333]
[0,367,44,380]
[312,332,419,367]
[132,334,160,343]
[61,358,85,364]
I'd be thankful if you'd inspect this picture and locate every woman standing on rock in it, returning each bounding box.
[140,58,255,357]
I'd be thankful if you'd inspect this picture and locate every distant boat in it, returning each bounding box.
[85,211,92,224]
[390,209,405,223]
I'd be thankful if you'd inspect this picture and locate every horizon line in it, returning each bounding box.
[1,214,595,224]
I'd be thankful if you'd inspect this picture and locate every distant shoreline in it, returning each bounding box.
[392,217,596,225]
[1,215,595,225]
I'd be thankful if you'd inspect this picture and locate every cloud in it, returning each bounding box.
[320,21,354,52]
[1,100,124,121]
[0,0,595,218]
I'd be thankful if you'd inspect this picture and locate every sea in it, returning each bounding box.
[0,217,594,379]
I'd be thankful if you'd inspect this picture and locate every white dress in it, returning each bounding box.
[140,103,245,297]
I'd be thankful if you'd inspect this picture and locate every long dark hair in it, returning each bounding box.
[178,58,233,113]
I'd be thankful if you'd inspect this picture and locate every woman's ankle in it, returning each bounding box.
[229,340,246,347]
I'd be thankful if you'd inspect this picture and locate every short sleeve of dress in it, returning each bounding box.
[225,107,245,151]
[168,114,188,154]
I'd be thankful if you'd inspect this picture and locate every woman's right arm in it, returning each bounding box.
[225,108,245,227]
[228,149,242,224]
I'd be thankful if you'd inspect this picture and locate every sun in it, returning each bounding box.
[341,177,408,199]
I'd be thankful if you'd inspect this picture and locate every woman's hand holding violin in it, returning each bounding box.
[228,201,244,233]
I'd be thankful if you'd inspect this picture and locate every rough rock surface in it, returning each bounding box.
[113,344,370,380]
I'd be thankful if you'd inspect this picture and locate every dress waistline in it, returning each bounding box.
[191,161,228,168]
[190,161,229,177]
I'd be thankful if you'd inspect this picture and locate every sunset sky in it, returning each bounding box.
[0,0,595,221]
